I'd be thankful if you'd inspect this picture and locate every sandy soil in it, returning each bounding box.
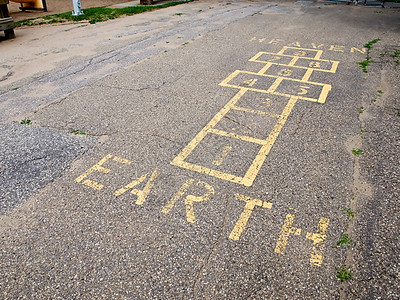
[8,0,135,21]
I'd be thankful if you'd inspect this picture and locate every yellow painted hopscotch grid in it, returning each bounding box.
[171,47,339,186]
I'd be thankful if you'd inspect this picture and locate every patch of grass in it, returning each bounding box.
[20,119,31,125]
[15,1,193,27]
[175,13,183,16]
[377,90,384,94]
[357,38,381,73]
[336,265,352,282]
[357,58,374,73]
[344,207,355,221]
[359,129,365,135]
[371,98,377,102]
[182,42,189,45]
[11,87,19,91]
[352,148,363,156]
[364,38,381,50]
[70,130,87,135]
[333,234,355,249]
[389,49,400,59]
[358,107,364,113]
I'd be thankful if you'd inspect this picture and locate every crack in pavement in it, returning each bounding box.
[192,194,231,297]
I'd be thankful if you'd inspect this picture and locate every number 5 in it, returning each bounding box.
[297,86,309,95]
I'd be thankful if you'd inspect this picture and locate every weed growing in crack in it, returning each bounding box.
[352,148,363,156]
[344,207,355,221]
[337,265,352,282]
[333,234,355,249]
[20,119,31,125]
[357,38,381,73]
[358,59,373,73]
[364,39,381,50]
[71,130,87,135]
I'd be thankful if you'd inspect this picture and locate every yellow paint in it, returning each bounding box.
[241,96,298,187]
[82,179,105,190]
[309,61,321,68]
[257,62,273,75]
[350,47,366,54]
[209,128,267,145]
[288,57,298,67]
[250,52,338,73]
[270,56,283,62]
[268,38,284,45]
[243,78,258,87]
[262,98,272,108]
[311,43,324,49]
[306,217,329,266]
[266,77,284,94]
[318,84,332,104]
[229,194,272,241]
[114,169,160,205]
[314,50,323,60]
[185,181,215,223]
[171,46,338,186]
[277,68,293,77]
[114,173,147,196]
[274,214,302,255]
[161,178,194,214]
[329,45,345,52]
[287,42,301,48]
[220,70,332,103]
[302,69,314,82]
[275,47,323,60]
[171,88,247,166]
[175,160,246,184]
[293,51,307,57]
[296,86,310,95]
[232,105,279,118]
[134,169,160,205]
[113,156,131,165]
[171,94,299,186]
[75,154,113,190]
[213,146,232,166]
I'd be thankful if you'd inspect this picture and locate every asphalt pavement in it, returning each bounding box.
[0,0,399,298]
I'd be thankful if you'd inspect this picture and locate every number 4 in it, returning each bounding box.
[243,79,258,87]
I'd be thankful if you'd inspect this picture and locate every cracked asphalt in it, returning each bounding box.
[0,0,399,298]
